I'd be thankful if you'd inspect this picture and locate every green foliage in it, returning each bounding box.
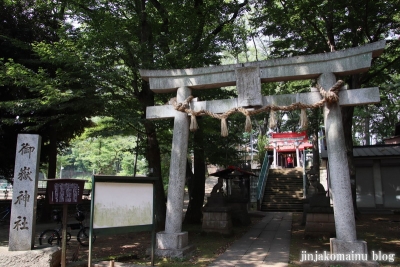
[256,134,269,164]
[353,76,400,144]
[250,0,400,144]
[58,133,148,177]
[0,0,253,197]
[57,1,252,199]
[0,0,109,180]
[251,0,400,55]
[199,114,248,168]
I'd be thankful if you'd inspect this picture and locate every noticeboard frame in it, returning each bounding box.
[88,175,157,267]
[44,179,85,205]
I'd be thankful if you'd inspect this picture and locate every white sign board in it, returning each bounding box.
[89,176,156,267]
[93,182,153,229]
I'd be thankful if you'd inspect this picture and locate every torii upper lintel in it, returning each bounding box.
[139,40,385,93]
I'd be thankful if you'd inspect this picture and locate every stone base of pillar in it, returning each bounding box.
[318,261,378,267]
[0,246,61,267]
[330,239,379,266]
[155,231,195,258]
[330,238,368,254]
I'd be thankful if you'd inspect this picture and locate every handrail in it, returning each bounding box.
[303,152,307,199]
[302,149,311,198]
[256,155,270,209]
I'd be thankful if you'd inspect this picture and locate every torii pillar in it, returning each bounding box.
[155,86,195,257]
[140,40,386,257]
[319,73,366,253]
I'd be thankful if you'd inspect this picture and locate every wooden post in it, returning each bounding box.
[61,204,68,267]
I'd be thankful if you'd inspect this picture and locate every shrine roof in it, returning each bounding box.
[353,144,400,158]
[270,131,307,139]
[266,131,312,151]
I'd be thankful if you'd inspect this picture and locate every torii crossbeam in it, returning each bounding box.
[140,40,386,258]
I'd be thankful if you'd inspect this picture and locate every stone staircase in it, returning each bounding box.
[260,168,304,212]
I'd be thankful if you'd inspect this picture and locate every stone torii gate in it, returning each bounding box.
[140,40,386,257]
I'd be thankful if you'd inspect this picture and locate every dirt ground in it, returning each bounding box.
[65,230,153,264]
[2,197,400,266]
[289,212,400,267]
[0,200,154,265]
[0,178,221,266]
[66,212,400,266]
[1,218,400,266]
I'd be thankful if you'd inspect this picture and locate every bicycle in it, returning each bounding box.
[38,204,96,247]
[0,205,11,225]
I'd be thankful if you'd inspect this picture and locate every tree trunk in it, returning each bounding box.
[364,106,370,145]
[183,120,206,224]
[312,127,320,172]
[310,108,321,172]
[140,80,166,230]
[41,125,58,222]
[47,126,57,179]
[143,119,166,230]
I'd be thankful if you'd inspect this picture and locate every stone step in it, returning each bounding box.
[263,196,303,201]
[266,186,303,190]
[265,191,303,195]
[260,168,305,212]
[262,198,302,202]
[263,195,303,198]
[265,190,302,194]
[266,185,303,188]
[263,195,303,199]
[264,187,303,192]
[266,179,303,182]
[267,180,303,182]
[261,205,303,211]
[262,201,303,205]
[265,178,303,183]
[265,189,302,193]
[263,202,303,206]
[267,176,303,180]
[266,183,302,186]
[268,168,303,174]
[261,207,303,212]
[264,192,302,195]
[261,204,303,211]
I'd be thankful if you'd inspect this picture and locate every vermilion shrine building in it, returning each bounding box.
[268,131,312,168]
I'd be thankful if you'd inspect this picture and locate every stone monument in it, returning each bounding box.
[202,178,233,235]
[9,134,41,251]
[302,172,335,237]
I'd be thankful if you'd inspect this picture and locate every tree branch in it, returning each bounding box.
[210,0,248,36]
[148,0,170,56]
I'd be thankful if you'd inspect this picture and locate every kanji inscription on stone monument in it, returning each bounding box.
[9,134,41,251]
